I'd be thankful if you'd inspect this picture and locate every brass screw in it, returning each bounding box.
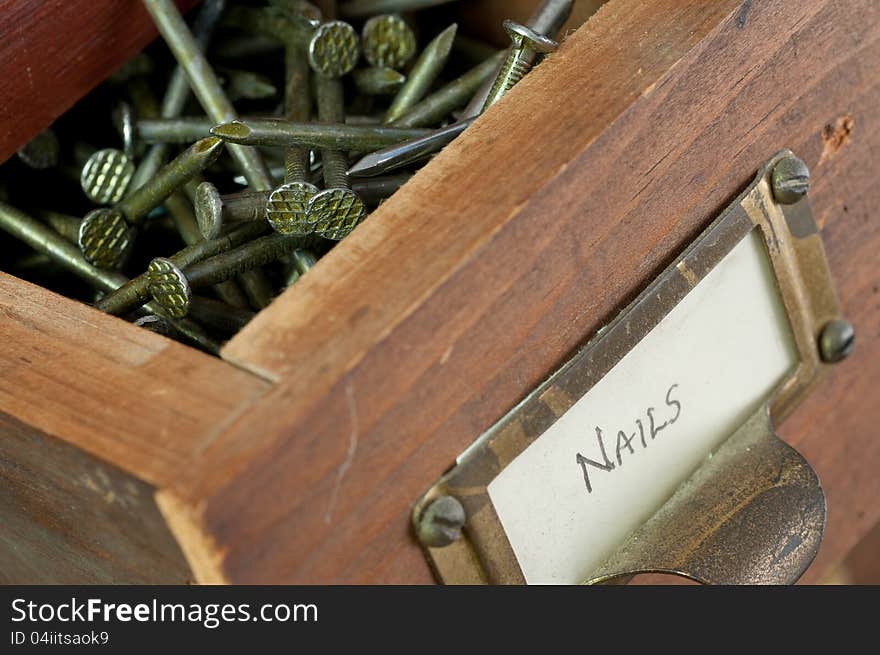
[416,496,466,548]
[361,14,417,70]
[819,319,855,363]
[772,155,811,205]
[482,20,558,111]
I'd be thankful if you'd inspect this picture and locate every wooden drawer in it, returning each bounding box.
[0,0,877,584]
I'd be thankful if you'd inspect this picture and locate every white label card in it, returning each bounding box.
[487,230,798,584]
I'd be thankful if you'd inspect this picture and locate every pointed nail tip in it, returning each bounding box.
[435,23,458,50]
[347,160,379,178]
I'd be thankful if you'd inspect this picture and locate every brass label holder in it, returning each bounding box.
[413,151,847,585]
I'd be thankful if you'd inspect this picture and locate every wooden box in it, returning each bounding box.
[0,0,877,584]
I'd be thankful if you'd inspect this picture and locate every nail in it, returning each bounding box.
[384,23,457,124]
[219,68,278,101]
[95,221,267,316]
[80,148,136,205]
[283,248,318,287]
[308,20,360,78]
[142,0,273,190]
[78,137,226,268]
[0,201,221,354]
[452,34,500,66]
[138,118,215,144]
[211,33,283,60]
[308,20,368,240]
[198,171,411,238]
[211,119,431,150]
[132,0,227,190]
[269,0,323,25]
[36,210,82,243]
[114,101,139,159]
[164,188,252,311]
[17,129,60,170]
[353,67,406,96]
[224,3,318,43]
[273,10,322,237]
[391,50,505,128]
[187,295,256,334]
[119,137,225,224]
[148,232,299,317]
[348,117,473,177]
[481,21,558,112]
[528,0,575,38]
[362,14,417,70]
[339,0,456,18]
[463,0,571,118]
[215,4,322,238]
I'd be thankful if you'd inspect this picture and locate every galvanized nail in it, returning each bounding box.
[348,117,473,177]
[353,66,406,96]
[384,23,457,124]
[361,14,417,70]
[306,20,367,240]
[96,221,267,316]
[391,50,505,128]
[80,148,136,205]
[211,119,431,150]
[142,0,273,190]
[132,0,227,190]
[148,232,300,317]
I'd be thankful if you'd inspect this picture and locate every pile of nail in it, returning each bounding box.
[0,0,568,355]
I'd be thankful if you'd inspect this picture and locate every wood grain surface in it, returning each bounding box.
[0,411,191,583]
[154,0,878,583]
[0,273,270,489]
[0,0,877,585]
[0,0,197,165]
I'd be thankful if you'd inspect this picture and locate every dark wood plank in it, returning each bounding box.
[157,0,880,583]
[0,0,197,165]
[0,411,191,584]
